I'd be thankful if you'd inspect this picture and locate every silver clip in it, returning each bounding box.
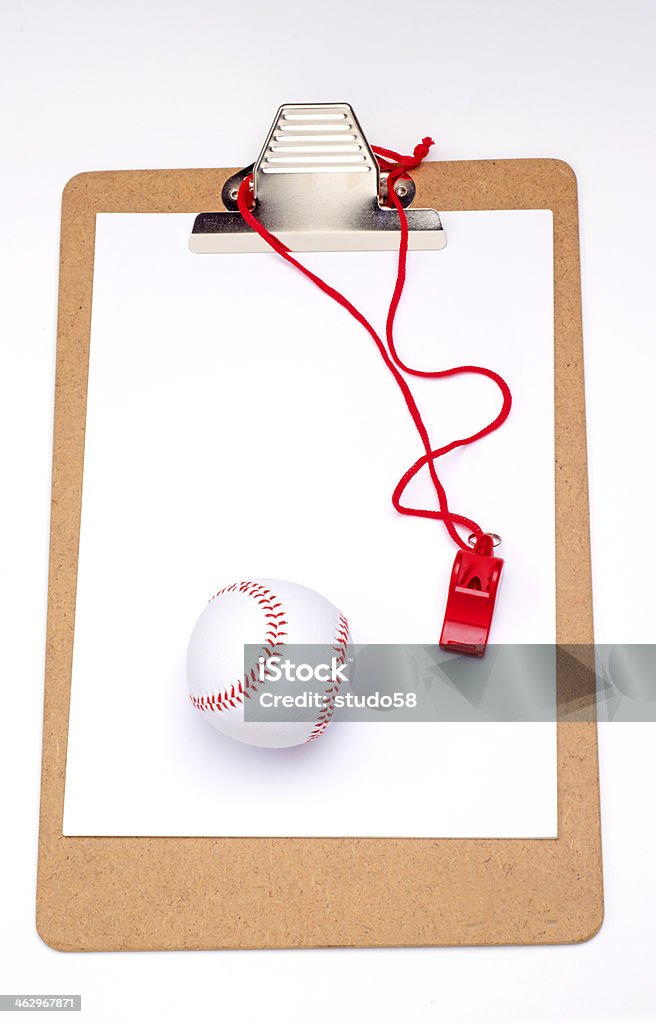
[189,103,446,254]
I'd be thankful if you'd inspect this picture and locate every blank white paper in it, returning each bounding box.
[63,210,557,838]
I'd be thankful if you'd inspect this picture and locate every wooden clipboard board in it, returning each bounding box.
[37,157,603,950]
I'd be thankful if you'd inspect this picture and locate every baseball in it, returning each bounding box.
[186,579,351,748]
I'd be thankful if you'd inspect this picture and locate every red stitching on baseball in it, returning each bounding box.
[306,612,351,743]
[189,581,286,713]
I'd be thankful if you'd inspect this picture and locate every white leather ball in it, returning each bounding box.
[186,579,350,748]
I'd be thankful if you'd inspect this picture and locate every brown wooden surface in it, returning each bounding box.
[36,160,602,950]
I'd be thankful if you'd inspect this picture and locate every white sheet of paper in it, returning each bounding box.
[63,210,557,838]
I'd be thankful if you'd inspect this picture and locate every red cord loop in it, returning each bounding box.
[374,136,435,171]
[236,138,511,552]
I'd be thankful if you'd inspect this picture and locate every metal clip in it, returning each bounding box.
[189,103,446,254]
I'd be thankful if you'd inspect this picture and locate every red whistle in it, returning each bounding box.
[439,534,504,658]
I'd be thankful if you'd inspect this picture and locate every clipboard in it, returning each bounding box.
[37,104,602,950]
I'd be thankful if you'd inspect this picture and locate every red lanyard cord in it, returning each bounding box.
[236,138,512,552]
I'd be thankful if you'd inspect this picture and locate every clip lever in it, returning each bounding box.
[439,535,503,658]
[190,103,446,254]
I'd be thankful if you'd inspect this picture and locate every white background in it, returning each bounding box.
[1,0,655,1021]
[62,212,555,838]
